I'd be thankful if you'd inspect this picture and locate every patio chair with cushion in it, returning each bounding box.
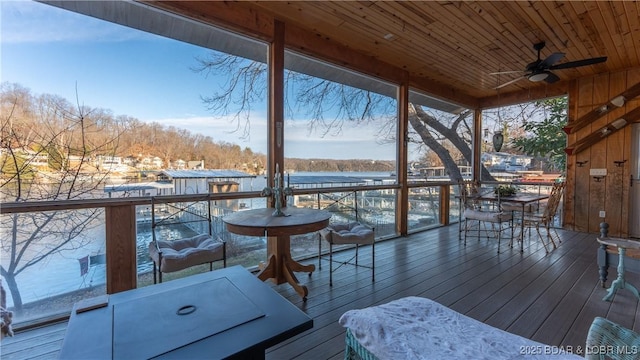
[458,180,513,253]
[148,197,226,283]
[318,222,375,286]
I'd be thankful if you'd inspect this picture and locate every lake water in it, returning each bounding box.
[4,171,393,308]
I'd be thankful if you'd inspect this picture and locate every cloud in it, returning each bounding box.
[145,115,269,152]
[143,114,396,160]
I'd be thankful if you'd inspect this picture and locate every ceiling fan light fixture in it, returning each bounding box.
[528,72,548,82]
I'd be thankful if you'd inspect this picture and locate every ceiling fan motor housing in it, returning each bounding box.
[526,61,541,72]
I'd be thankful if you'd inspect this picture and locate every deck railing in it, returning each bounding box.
[0,181,557,329]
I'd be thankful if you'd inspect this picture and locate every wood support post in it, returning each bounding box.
[397,81,409,236]
[105,204,137,293]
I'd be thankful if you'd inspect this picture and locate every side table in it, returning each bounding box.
[596,237,640,302]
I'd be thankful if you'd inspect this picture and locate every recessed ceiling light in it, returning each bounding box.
[383,33,395,40]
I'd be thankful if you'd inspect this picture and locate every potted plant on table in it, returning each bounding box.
[494,184,517,197]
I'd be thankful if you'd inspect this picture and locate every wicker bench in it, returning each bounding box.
[339,297,583,360]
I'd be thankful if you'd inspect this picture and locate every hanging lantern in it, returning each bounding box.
[492,131,504,152]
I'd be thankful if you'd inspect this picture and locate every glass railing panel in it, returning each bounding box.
[408,185,442,232]
[450,184,462,225]
[1,209,107,325]
[359,188,397,238]
[476,181,562,227]
[2,183,453,327]
[136,197,269,286]
[290,188,397,261]
[214,197,268,270]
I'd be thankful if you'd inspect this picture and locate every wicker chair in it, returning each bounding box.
[520,181,565,252]
[586,317,640,360]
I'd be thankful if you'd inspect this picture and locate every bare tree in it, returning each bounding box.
[0,83,125,312]
[194,53,505,182]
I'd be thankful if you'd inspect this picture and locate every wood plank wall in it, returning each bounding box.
[565,68,640,237]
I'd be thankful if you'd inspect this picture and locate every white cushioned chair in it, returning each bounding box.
[149,234,225,274]
[458,180,513,253]
[319,222,375,286]
[149,197,226,283]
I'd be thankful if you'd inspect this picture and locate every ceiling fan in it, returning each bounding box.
[492,41,607,89]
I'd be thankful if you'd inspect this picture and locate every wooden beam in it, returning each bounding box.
[152,1,480,109]
[397,81,409,236]
[472,110,482,181]
[565,106,640,155]
[149,1,274,42]
[283,23,403,84]
[267,20,285,200]
[563,79,578,230]
[563,81,640,134]
[409,76,479,110]
[440,184,451,226]
[479,81,570,108]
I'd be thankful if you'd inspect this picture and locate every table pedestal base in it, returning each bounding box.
[604,247,640,301]
[257,236,315,301]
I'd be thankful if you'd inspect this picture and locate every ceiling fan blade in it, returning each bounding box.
[544,71,560,84]
[540,52,565,68]
[489,70,524,75]
[549,56,607,70]
[494,75,526,89]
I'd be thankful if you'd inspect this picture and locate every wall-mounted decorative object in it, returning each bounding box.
[590,168,607,182]
[563,81,640,134]
[576,160,589,167]
[565,106,640,155]
[492,131,504,152]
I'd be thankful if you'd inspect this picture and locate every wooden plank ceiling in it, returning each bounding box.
[150,1,640,109]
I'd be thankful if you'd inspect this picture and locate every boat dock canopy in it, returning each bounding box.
[288,176,367,185]
[104,181,174,193]
[158,170,256,179]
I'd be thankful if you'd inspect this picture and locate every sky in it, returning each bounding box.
[1,1,398,161]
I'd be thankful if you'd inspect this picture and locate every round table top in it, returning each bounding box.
[597,237,640,250]
[223,207,332,237]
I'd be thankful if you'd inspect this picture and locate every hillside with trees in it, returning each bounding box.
[1,83,394,178]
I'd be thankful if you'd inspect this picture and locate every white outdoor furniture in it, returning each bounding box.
[340,296,582,360]
[319,222,375,286]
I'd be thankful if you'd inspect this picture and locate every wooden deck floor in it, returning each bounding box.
[3,225,640,359]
